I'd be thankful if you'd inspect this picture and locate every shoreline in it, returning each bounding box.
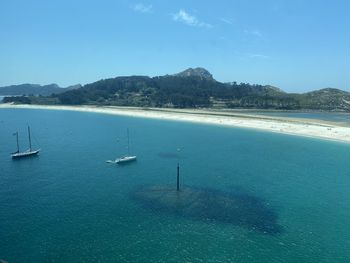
[1,104,350,143]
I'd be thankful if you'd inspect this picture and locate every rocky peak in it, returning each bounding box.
[174,67,214,80]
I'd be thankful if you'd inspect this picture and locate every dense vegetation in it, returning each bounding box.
[3,68,350,111]
[54,75,291,108]
[3,96,32,104]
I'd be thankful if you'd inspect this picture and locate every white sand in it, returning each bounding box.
[1,104,350,143]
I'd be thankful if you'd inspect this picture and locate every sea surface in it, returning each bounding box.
[1,108,350,262]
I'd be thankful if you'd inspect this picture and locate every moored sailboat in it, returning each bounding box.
[11,126,40,159]
[115,128,136,164]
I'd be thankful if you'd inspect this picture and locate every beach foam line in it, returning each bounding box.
[1,104,350,143]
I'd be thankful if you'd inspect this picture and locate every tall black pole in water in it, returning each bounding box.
[177,162,180,191]
[176,148,181,191]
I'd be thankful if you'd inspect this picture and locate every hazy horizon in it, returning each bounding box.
[1,0,350,92]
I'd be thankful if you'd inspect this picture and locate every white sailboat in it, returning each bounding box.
[116,128,136,164]
[106,128,136,164]
[11,126,40,159]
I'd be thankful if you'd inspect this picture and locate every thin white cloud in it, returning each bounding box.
[248,54,270,59]
[172,10,212,28]
[131,3,153,13]
[219,17,233,25]
[244,30,263,37]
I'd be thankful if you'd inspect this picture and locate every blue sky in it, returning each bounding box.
[1,0,350,92]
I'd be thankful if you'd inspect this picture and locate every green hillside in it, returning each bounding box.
[3,68,350,111]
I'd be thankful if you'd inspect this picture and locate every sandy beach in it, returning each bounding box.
[1,103,350,143]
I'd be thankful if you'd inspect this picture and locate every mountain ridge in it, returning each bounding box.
[2,68,350,111]
[0,83,81,96]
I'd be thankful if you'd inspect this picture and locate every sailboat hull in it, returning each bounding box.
[116,156,137,164]
[11,149,40,159]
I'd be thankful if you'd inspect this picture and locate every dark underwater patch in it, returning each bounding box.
[131,185,283,235]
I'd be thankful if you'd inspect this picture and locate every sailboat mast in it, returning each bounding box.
[127,128,130,155]
[15,132,19,153]
[28,126,32,151]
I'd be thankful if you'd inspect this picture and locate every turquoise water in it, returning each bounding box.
[1,109,350,262]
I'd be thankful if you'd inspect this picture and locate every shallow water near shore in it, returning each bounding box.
[1,108,350,262]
